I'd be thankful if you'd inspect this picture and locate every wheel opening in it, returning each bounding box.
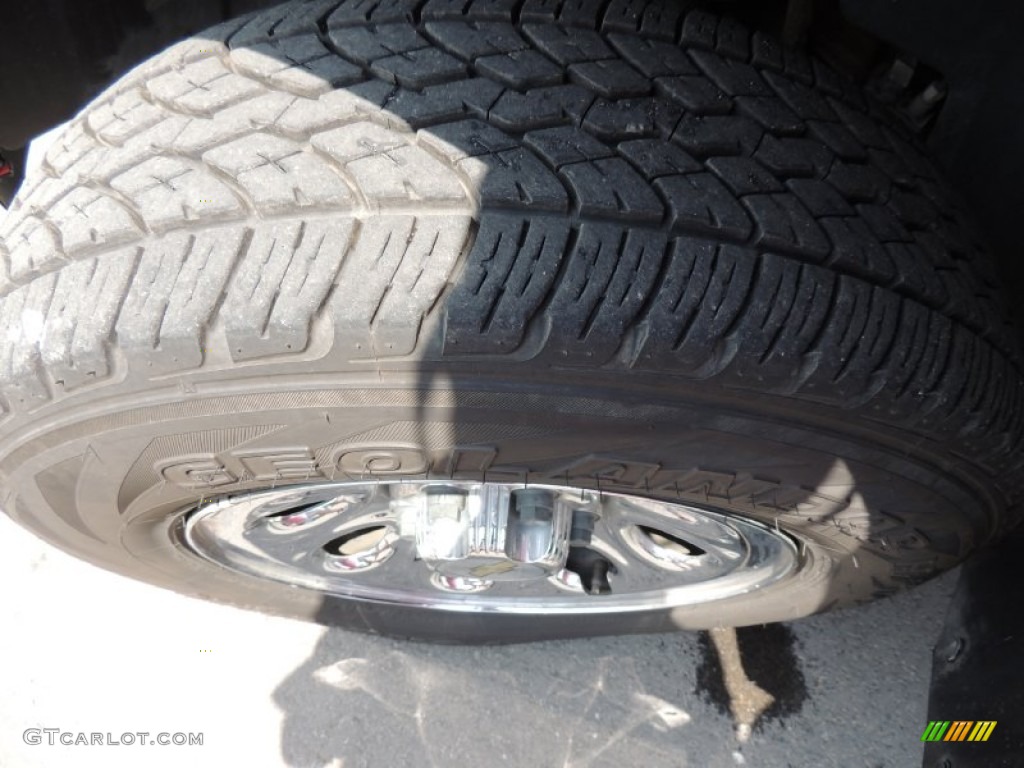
[325,526,390,556]
[637,525,706,557]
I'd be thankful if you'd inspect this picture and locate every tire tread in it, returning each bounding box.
[0,0,1020,489]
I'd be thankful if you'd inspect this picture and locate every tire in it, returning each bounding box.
[0,0,1021,642]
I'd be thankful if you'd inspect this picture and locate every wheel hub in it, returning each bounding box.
[180,481,799,614]
[415,485,572,582]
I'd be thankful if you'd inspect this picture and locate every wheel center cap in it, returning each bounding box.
[414,485,573,581]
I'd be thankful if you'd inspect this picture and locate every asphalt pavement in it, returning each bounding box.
[0,508,956,768]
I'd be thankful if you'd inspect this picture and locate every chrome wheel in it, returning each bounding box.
[181,482,799,614]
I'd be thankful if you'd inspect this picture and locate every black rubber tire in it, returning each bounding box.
[0,0,1021,642]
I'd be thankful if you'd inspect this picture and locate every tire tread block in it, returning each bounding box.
[0,0,1016,480]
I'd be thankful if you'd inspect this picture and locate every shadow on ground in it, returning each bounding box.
[273,628,742,768]
[271,570,955,768]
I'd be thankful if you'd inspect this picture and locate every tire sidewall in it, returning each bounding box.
[1,372,984,639]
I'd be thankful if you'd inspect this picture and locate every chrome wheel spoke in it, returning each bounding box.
[241,491,392,562]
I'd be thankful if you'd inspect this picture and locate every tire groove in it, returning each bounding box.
[0,0,1017,481]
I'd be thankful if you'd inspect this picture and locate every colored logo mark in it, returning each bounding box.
[921,721,997,742]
